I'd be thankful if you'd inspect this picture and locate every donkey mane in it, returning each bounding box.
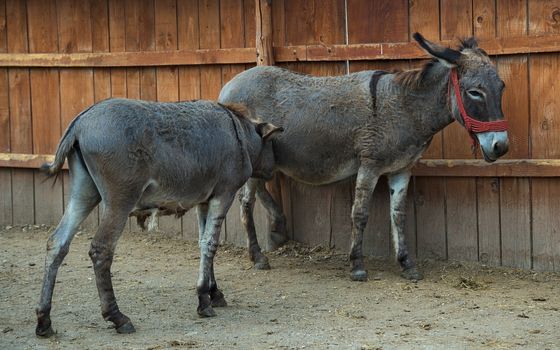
[219,102,254,122]
[393,36,489,89]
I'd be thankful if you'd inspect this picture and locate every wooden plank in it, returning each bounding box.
[176,0,200,242]
[532,179,560,271]
[415,177,446,259]
[57,0,92,53]
[6,0,33,226]
[289,182,332,248]
[271,0,285,47]
[348,0,408,44]
[529,0,560,271]
[500,177,531,269]
[495,1,531,269]
[474,0,500,267]
[0,169,12,225]
[91,0,110,52]
[0,8,10,225]
[199,0,222,100]
[155,0,182,236]
[364,179,391,258]
[28,0,63,225]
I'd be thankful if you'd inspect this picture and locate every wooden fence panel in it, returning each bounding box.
[1,0,560,271]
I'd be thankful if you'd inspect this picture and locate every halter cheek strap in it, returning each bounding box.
[449,68,509,147]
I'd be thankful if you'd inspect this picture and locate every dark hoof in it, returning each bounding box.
[254,259,271,270]
[116,321,136,334]
[253,254,271,270]
[210,289,228,308]
[270,231,286,250]
[351,269,368,282]
[35,324,55,338]
[401,267,424,281]
[197,305,216,318]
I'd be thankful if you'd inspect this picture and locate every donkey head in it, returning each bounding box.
[413,32,509,162]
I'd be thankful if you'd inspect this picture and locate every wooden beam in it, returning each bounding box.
[412,159,560,177]
[0,47,257,67]
[255,0,274,66]
[2,153,559,177]
[0,34,559,67]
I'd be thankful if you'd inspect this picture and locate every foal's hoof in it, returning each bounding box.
[35,324,55,338]
[401,267,424,281]
[116,321,136,334]
[210,289,228,308]
[197,305,216,318]
[350,269,368,282]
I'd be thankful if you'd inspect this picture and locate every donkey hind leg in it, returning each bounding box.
[240,179,270,270]
[36,152,101,337]
[388,171,423,281]
[89,203,137,334]
[197,194,235,317]
[196,203,226,308]
[349,166,380,281]
[256,179,287,249]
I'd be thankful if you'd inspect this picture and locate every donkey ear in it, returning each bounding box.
[256,122,284,142]
[413,32,461,68]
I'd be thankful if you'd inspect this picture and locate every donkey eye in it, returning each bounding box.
[467,89,485,100]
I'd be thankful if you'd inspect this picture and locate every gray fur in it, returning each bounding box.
[35,98,282,336]
[218,33,509,281]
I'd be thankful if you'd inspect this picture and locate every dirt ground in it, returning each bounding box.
[1,226,559,350]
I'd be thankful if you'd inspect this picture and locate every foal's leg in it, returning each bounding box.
[387,171,423,281]
[256,179,287,249]
[196,203,226,307]
[349,166,379,281]
[36,153,101,337]
[197,194,235,317]
[240,179,270,269]
[89,204,136,334]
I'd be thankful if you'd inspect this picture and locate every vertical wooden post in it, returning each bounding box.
[256,0,289,243]
[255,0,274,66]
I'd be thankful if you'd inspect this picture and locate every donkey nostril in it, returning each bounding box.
[493,141,508,156]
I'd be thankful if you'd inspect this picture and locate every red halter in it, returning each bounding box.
[448,68,508,147]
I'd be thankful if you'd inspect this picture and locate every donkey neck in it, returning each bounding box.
[402,64,456,138]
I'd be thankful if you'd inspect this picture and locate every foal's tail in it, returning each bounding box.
[40,104,95,177]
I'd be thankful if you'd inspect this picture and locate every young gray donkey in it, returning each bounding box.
[219,33,509,281]
[35,99,282,336]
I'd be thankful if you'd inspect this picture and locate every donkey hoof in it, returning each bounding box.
[197,305,217,318]
[254,260,271,270]
[401,267,424,281]
[350,269,368,282]
[116,321,136,334]
[210,290,228,308]
[35,324,55,338]
[270,231,287,249]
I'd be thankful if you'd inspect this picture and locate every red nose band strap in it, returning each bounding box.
[449,68,509,147]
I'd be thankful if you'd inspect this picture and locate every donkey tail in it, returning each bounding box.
[40,104,95,177]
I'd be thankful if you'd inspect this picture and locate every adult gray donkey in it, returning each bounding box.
[218,33,509,282]
[35,99,282,336]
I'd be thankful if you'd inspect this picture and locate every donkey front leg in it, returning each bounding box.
[197,194,235,317]
[388,171,423,281]
[256,179,287,249]
[240,179,270,270]
[349,166,379,281]
[89,206,135,334]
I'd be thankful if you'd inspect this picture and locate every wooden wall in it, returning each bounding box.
[1,0,559,271]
